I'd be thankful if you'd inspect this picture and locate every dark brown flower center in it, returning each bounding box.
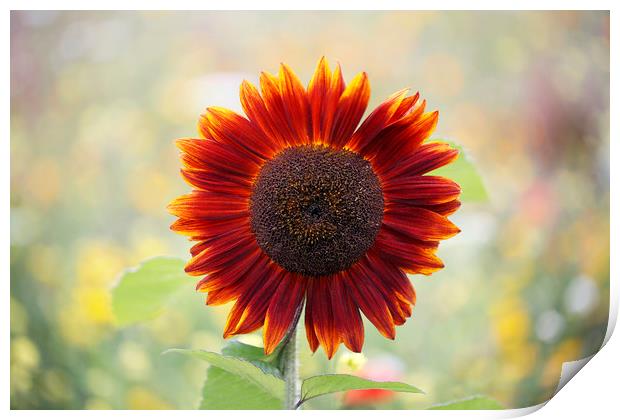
[250,145,384,277]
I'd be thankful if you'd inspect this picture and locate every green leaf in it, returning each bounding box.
[204,341,284,409]
[111,257,189,326]
[428,140,488,202]
[169,341,285,409]
[211,341,284,409]
[220,341,283,379]
[166,349,285,402]
[429,395,504,410]
[198,364,283,409]
[221,340,270,361]
[299,374,423,407]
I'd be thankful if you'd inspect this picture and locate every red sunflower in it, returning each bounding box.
[169,58,461,359]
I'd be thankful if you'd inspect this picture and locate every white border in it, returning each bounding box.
[5,1,617,418]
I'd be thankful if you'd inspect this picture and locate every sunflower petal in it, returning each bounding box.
[307,57,331,142]
[259,71,299,147]
[176,138,260,181]
[222,259,281,337]
[347,88,409,152]
[366,249,416,306]
[307,277,340,359]
[196,249,262,294]
[390,92,420,122]
[356,255,414,329]
[167,191,247,220]
[263,272,306,354]
[308,57,346,145]
[383,175,461,206]
[329,72,370,148]
[385,204,461,241]
[199,107,276,160]
[383,141,460,181]
[419,199,462,216]
[184,233,256,276]
[373,226,444,276]
[279,63,312,143]
[239,80,289,150]
[180,168,252,196]
[346,260,396,340]
[368,110,439,172]
[304,290,320,353]
[332,272,364,353]
[203,251,267,306]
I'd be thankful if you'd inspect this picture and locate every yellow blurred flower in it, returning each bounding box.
[491,297,530,350]
[59,288,114,346]
[58,304,110,347]
[337,351,368,374]
[238,333,263,347]
[118,341,152,381]
[575,214,610,281]
[11,336,40,370]
[27,244,62,285]
[126,387,172,410]
[56,240,125,346]
[127,165,173,217]
[86,368,117,399]
[75,286,114,324]
[498,264,535,294]
[541,338,583,387]
[500,342,539,382]
[128,233,169,264]
[75,241,125,288]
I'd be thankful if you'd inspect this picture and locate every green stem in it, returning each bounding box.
[282,324,300,410]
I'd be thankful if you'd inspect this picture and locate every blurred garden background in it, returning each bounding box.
[10,11,609,409]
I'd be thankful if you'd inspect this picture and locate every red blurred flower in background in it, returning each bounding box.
[343,355,405,408]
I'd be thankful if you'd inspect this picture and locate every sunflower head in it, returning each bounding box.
[169,58,461,359]
[250,144,384,277]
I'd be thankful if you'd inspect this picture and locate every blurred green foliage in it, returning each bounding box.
[111,257,186,326]
[10,11,609,409]
[429,396,503,410]
[429,140,488,202]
